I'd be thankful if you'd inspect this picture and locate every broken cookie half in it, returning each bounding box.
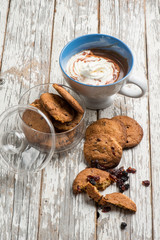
[72,168,113,194]
[85,182,136,213]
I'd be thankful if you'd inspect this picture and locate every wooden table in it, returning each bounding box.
[0,0,159,239]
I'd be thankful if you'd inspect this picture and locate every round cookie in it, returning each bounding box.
[31,99,52,121]
[85,118,127,148]
[53,83,84,114]
[84,134,123,169]
[22,102,52,147]
[40,93,74,123]
[53,111,83,131]
[112,115,143,148]
[23,101,51,133]
[73,168,112,194]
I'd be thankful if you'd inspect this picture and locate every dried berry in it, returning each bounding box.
[108,169,116,175]
[142,180,150,187]
[102,206,111,212]
[126,167,136,173]
[109,174,117,182]
[108,166,131,192]
[124,183,130,190]
[121,175,129,182]
[122,170,129,177]
[97,211,100,219]
[120,222,127,230]
[87,175,100,185]
[89,179,96,185]
[119,184,125,193]
[116,179,124,187]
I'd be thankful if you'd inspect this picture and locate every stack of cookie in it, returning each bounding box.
[84,116,143,169]
[22,84,84,150]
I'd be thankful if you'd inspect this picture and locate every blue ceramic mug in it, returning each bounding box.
[59,34,147,109]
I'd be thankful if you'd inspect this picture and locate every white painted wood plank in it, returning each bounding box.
[97,0,152,239]
[0,0,55,239]
[0,0,10,69]
[39,0,99,239]
[146,0,160,239]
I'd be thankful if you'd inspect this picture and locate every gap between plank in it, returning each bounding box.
[48,0,57,84]
[144,0,154,239]
[0,0,11,71]
[98,0,101,34]
[37,0,57,239]
[37,170,44,240]
[96,1,101,239]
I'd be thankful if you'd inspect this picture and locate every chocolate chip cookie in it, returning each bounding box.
[85,118,127,148]
[112,115,143,148]
[53,111,83,132]
[40,93,74,123]
[84,134,123,169]
[85,182,102,203]
[73,167,112,194]
[53,83,84,114]
[99,192,137,212]
[23,102,51,133]
[31,98,52,121]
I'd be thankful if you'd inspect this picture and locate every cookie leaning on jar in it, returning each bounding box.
[84,116,143,169]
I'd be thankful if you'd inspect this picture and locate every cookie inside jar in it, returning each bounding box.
[20,83,86,153]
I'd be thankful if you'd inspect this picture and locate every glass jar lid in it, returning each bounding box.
[0,105,55,174]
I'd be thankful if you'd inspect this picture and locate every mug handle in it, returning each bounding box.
[118,75,147,98]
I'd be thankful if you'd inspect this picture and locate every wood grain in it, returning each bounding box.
[97,0,152,239]
[0,0,55,239]
[38,0,99,239]
[146,0,160,239]
[0,0,10,70]
[0,0,159,239]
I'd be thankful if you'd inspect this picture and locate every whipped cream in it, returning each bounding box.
[66,50,120,85]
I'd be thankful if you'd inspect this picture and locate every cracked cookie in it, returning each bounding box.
[99,192,137,212]
[85,183,136,212]
[85,182,102,203]
[72,168,112,194]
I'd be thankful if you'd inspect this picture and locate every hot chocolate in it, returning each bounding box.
[66,49,128,86]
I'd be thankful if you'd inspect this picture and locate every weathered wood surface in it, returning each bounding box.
[0,0,159,239]
[146,0,160,239]
[98,1,152,240]
[39,1,98,239]
[0,0,55,239]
